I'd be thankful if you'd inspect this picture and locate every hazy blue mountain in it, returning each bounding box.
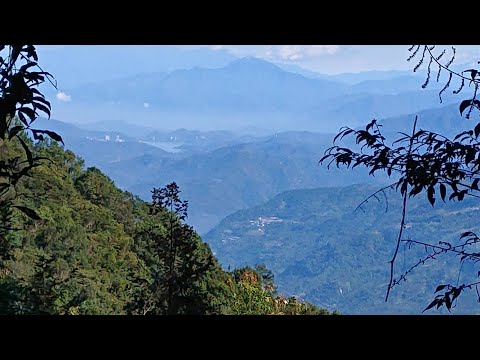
[140,128,266,153]
[275,63,329,79]
[311,88,461,131]
[37,45,237,89]
[67,57,349,111]
[204,184,480,314]
[76,120,158,138]
[33,117,172,167]
[377,103,474,137]
[48,56,460,133]
[98,131,388,233]
[350,75,443,95]
[45,100,472,235]
[34,117,135,142]
[329,69,424,84]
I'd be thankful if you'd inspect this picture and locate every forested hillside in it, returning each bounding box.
[0,134,330,315]
[205,185,480,314]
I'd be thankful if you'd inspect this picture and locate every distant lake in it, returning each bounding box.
[140,141,184,153]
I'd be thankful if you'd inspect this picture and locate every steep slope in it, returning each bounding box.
[204,184,480,314]
[0,137,328,315]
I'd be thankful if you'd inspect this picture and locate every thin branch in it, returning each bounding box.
[386,116,417,302]
[354,182,397,213]
[400,238,480,259]
[425,46,480,85]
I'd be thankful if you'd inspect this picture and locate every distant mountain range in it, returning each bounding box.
[67,57,348,111]
[37,45,237,89]
[38,100,475,235]
[92,130,389,233]
[49,56,462,133]
[204,184,480,314]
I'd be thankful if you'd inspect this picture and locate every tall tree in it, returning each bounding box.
[133,182,219,314]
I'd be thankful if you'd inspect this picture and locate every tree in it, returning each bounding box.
[320,45,480,312]
[0,140,142,314]
[0,45,62,232]
[132,182,220,314]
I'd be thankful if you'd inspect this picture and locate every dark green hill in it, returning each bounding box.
[0,135,328,315]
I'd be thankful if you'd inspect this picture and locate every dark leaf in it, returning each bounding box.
[33,102,50,118]
[427,186,435,206]
[435,285,447,293]
[17,112,29,127]
[460,231,475,239]
[460,99,473,116]
[19,62,37,73]
[445,294,452,311]
[422,299,439,313]
[12,206,41,220]
[475,123,480,138]
[18,136,33,166]
[31,129,63,144]
[440,183,446,202]
[18,107,36,122]
[472,179,480,191]
[8,125,24,139]
[451,287,462,303]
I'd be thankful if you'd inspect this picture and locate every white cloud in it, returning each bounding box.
[56,91,71,102]
[208,45,340,63]
[268,45,340,62]
[143,102,150,108]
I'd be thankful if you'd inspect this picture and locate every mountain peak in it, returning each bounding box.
[225,57,283,72]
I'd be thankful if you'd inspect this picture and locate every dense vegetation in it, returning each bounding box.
[0,134,330,315]
[205,184,480,314]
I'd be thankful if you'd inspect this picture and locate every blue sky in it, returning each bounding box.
[38,45,480,75]
[179,45,480,74]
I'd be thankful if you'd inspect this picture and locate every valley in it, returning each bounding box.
[22,44,480,314]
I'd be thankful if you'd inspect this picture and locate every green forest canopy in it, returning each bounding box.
[0,133,331,315]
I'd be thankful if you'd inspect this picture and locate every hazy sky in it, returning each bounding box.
[180,45,480,74]
[37,45,480,75]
